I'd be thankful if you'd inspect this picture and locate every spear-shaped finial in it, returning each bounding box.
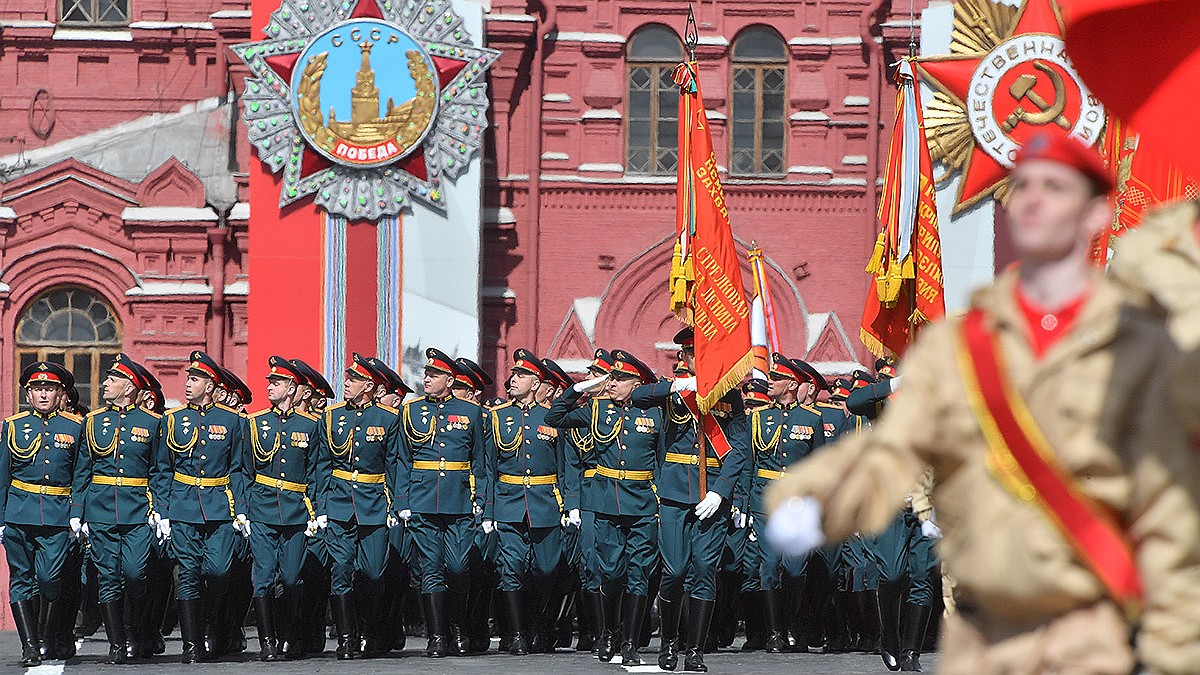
[685,4,698,62]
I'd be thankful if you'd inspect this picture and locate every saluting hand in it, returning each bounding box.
[573,375,608,393]
[670,377,697,393]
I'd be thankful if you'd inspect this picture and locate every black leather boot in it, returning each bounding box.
[42,597,76,660]
[11,600,41,666]
[740,591,766,652]
[877,579,905,671]
[620,594,646,666]
[575,590,595,652]
[99,600,128,664]
[857,589,882,653]
[898,602,932,672]
[657,595,682,670]
[423,592,450,658]
[683,597,714,672]
[178,598,206,664]
[253,596,282,661]
[763,589,788,653]
[587,590,604,655]
[330,593,357,660]
[595,591,622,662]
[278,590,305,660]
[500,590,528,655]
[448,590,471,656]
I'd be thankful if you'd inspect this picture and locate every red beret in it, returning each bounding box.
[1013,129,1114,194]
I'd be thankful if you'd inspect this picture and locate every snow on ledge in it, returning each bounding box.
[123,207,218,222]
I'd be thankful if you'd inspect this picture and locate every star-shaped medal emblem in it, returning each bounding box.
[231,0,499,219]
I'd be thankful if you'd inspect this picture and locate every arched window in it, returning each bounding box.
[626,25,684,175]
[16,287,122,410]
[731,27,787,176]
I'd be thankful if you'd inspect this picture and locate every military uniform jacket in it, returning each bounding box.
[0,410,84,527]
[546,389,661,518]
[396,395,489,517]
[749,402,824,516]
[815,402,852,443]
[73,404,167,526]
[562,425,594,513]
[248,407,329,527]
[321,401,400,526]
[768,271,1200,674]
[488,400,565,527]
[630,381,749,505]
[159,403,250,524]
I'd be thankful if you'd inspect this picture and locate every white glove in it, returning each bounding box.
[305,519,319,537]
[765,496,826,556]
[921,519,943,540]
[316,514,329,529]
[694,491,723,520]
[81,523,90,540]
[481,519,495,534]
[473,502,483,517]
[70,517,83,538]
[233,514,251,538]
[566,508,582,528]
[732,509,748,529]
[671,377,697,393]
[888,375,902,391]
[572,375,608,393]
[0,525,6,543]
[387,513,399,528]
[148,511,161,528]
[398,509,412,522]
[157,518,172,542]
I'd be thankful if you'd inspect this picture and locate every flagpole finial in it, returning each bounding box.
[685,4,698,62]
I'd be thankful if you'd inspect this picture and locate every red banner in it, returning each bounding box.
[862,60,945,357]
[957,309,1142,613]
[672,62,753,413]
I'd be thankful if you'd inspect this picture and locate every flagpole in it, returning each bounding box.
[683,4,707,499]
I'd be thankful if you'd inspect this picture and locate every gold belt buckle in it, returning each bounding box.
[690,455,699,465]
[523,475,531,487]
[39,485,48,495]
[115,477,124,486]
[276,479,285,490]
[351,470,360,482]
[618,469,627,480]
[439,458,447,471]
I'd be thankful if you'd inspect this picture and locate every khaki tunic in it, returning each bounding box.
[765,270,1200,675]
[1109,200,1200,349]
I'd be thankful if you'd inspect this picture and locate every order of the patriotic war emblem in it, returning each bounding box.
[232,0,499,219]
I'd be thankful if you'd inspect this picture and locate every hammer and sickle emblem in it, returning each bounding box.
[1001,60,1071,133]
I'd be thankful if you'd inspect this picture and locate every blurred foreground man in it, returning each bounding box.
[766,129,1200,675]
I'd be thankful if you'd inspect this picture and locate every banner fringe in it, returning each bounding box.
[697,350,753,414]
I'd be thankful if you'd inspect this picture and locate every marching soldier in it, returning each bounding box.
[1,362,85,666]
[287,358,337,658]
[452,357,491,404]
[565,349,613,653]
[74,355,168,663]
[245,356,329,661]
[487,349,568,655]
[368,357,413,408]
[321,353,402,659]
[396,348,490,658]
[630,327,750,672]
[158,351,250,663]
[535,356,577,651]
[212,365,255,658]
[134,363,173,659]
[744,355,825,655]
[765,130,1200,674]
[545,349,660,666]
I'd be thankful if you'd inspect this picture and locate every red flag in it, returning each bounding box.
[861,60,945,357]
[672,61,753,414]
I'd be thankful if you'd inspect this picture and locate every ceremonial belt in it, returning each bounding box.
[331,469,386,484]
[254,473,308,493]
[11,479,70,496]
[664,452,720,468]
[594,465,653,481]
[957,308,1142,614]
[499,473,557,487]
[93,475,149,487]
[412,460,471,472]
[756,468,784,481]
[583,468,597,479]
[678,392,734,459]
[173,472,230,488]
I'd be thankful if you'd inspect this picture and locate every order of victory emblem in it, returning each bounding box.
[232,0,499,219]
[915,0,1105,213]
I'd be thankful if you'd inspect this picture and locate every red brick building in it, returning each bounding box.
[0,0,924,412]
